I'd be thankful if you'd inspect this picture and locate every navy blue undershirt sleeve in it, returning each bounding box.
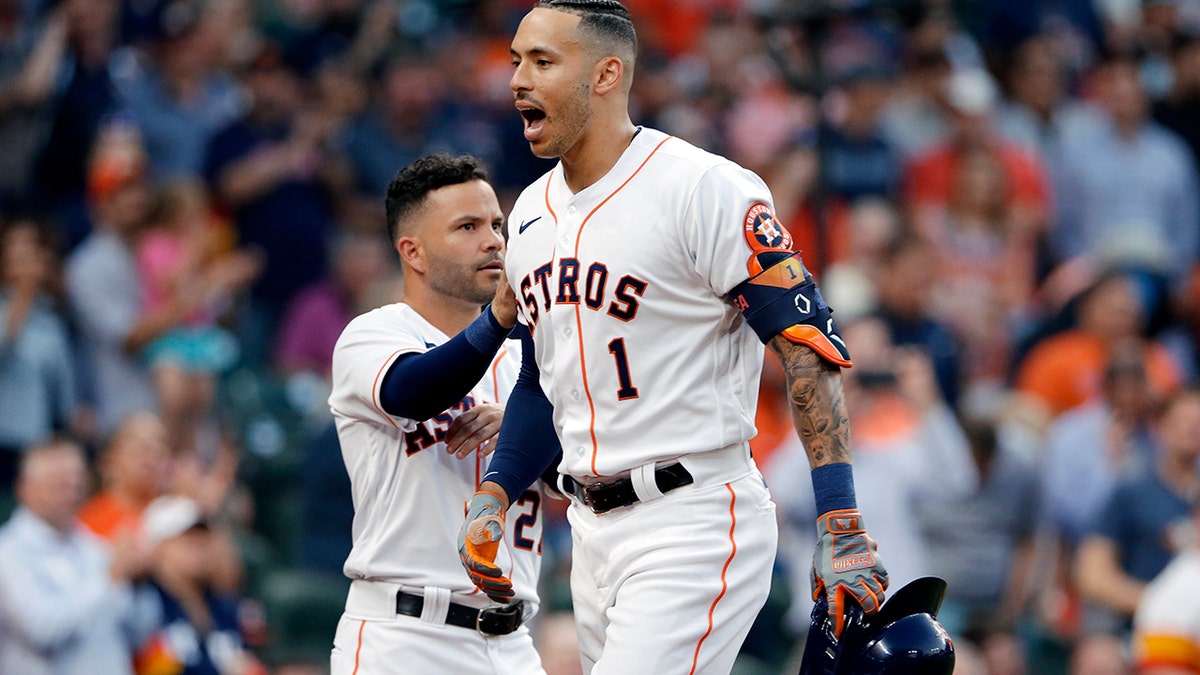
[482,325,562,503]
[378,306,509,421]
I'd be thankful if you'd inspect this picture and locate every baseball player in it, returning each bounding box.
[328,154,546,675]
[457,1,888,673]
[1132,503,1200,674]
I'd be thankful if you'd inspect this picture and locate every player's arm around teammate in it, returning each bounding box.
[328,154,546,675]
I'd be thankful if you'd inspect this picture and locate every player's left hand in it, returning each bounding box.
[458,489,514,603]
[811,508,888,638]
[446,403,505,458]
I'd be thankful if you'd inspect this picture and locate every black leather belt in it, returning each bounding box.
[561,463,694,514]
[395,591,523,636]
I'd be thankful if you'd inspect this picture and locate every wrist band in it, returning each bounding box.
[812,462,857,515]
[464,305,509,355]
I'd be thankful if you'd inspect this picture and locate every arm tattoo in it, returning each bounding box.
[767,335,852,467]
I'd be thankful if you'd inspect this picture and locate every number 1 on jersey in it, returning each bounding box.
[607,337,639,400]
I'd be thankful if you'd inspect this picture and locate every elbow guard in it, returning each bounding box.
[729,251,852,367]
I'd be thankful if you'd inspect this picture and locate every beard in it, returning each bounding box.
[426,251,499,306]
[535,81,594,159]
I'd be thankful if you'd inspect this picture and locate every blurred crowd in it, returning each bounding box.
[2,0,1200,673]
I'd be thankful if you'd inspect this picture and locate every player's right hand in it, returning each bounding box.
[490,277,518,329]
[458,489,514,603]
[811,508,888,638]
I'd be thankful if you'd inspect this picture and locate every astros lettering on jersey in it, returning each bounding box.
[505,126,789,480]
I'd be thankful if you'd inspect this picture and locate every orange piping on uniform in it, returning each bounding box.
[371,349,412,428]
[351,619,366,674]
[691,483,737,674]
[573,135,675,475]
[543,169,558,223]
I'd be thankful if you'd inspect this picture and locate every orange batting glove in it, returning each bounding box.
[811,508,888,638]
[458,490,514,603]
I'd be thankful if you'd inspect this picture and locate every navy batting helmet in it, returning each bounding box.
[798,576,955,675]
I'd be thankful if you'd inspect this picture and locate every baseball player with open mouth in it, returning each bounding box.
[458,1,889,673]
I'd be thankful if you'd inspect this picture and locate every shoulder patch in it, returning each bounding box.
[743,202,792,253]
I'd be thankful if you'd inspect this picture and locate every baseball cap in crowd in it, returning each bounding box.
[140,495,207,548]
[946,67,998,115]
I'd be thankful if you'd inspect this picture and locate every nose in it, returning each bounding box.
[511,59,530,95]
[485,227,504,252]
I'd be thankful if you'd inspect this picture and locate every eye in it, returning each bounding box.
[492,220,503,231]
[537,59,551,67]
[462,222,475,231]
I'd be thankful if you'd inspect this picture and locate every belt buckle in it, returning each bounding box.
[476,602,521,637]
[580,481,607,511]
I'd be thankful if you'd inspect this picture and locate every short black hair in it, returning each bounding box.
[535,0,637,65]
[385,154,489,242]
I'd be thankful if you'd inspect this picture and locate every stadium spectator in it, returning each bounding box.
[1015,270,1183,418]
[109,0,245,180]
[1053,50,1200,283]
[1073,386,1200,670]
[916,416,1041,675]
[135,179,259,456]
[905,66,1052,256]
[31,0,121,250]
[204,40,342,366]
[133,494,256,675]
[823,66,902,203]
[878,17,960,161]
[1131,502,1200,674]
[813,197,901,322]
[0,1,67,210]
[1042,344,1162,547]
[335,53,473,205]
[273,228,391,382]
[871,236,964,410]
[993,33,1104,187]
[78,411,171,541]
[922,145,1041,394]
[65,122,164,439]
[0,439,157,675]
[0,217,78,495]
[1154,29,1200,169]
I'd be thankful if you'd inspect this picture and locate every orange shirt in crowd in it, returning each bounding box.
[1015,332,1182,416]
[905,142,1051,221]
[78,491,144,541]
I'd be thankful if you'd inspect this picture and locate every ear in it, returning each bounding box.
[593,56,625,95]
[396,236,426,275]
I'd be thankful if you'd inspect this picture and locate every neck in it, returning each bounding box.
[403,281,482,337]
[560,117,638,193]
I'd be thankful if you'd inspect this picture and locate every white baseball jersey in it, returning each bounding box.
[1133,547,1200,672]
[505,126,790,479]
[328,302,542,606]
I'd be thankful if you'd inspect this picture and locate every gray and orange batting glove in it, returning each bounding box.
[811,508,888,637]
[458,490,514,603]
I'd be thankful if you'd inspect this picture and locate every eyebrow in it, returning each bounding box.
[511,46,559,59]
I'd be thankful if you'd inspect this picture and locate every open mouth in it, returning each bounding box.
[518,106,547,141]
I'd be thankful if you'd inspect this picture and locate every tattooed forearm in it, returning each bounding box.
[767,335,852,467]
